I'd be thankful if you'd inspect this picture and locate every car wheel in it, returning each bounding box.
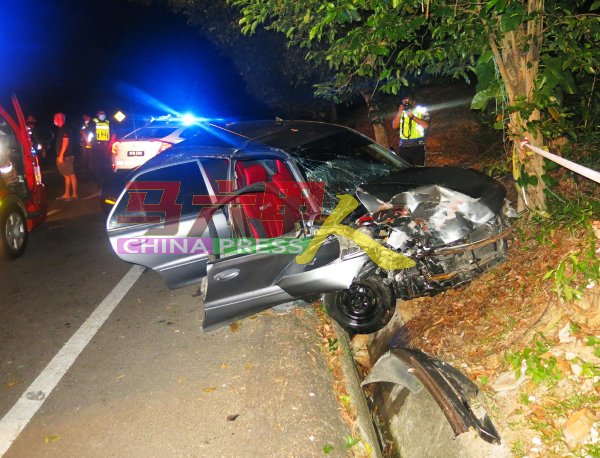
[0,205,28,261]
[324,277,395,334]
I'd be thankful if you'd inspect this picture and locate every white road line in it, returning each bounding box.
[0,264,145,456]
[83,192,100,200]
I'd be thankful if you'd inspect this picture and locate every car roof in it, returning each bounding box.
[133,120,357,174]
[213,120,349,150]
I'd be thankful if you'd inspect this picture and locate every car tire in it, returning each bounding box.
[0,205,28,261]
[324,277,395,334]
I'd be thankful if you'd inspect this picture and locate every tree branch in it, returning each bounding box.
[489,34,515,102]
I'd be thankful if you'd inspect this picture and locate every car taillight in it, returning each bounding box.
[154,141,173,153]
[111,141,120,155]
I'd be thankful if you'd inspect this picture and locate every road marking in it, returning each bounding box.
[84,192,100,200]
[0,265,145,456]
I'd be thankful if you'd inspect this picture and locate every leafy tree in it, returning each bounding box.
[235,0,600,212]
[135,0,336,118]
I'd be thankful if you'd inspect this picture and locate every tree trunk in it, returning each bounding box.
[360,91,390,148]
[491,0,547,213]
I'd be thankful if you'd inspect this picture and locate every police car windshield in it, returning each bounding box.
[124,127,179,140]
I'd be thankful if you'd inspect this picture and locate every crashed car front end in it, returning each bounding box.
[318,166,514,334]
[352,184,512,301]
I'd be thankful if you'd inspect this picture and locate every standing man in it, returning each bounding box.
[392,93,430,166]
[90,110,114,185]
[54,113,78,200]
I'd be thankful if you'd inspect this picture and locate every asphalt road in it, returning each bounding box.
[0,167,351,457]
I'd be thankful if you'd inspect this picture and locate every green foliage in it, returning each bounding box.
[510,438,526,457]
[519,392,531,406]
[482,157,512,178]
[233,0,600,192]
[338,394,351,408]
[517,163,539,189]
[322,445,334,453]
[344,435,360,450]
[506,333,561,384]
[327,337,339,354]
[519,191,600,301]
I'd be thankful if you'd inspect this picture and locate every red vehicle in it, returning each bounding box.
[0,95,47,260]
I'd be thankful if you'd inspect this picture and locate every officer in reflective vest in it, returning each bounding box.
[392,93,430,166]
[80,114,93,180]
[89,110,114,185]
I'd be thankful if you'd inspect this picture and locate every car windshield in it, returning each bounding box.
[290,130,409,211]
[123,126,179,140]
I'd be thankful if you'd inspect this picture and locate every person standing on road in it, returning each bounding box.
[26,115,46,159]
[54,113,78,200]
[392,93,430,166]
[90,110,114,185]
[80,114,93,180]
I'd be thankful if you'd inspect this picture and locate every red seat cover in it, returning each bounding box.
[239,164,289,238]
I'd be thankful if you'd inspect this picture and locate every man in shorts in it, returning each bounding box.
[54,113,78,200]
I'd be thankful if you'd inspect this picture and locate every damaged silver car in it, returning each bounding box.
[105,120,512,334]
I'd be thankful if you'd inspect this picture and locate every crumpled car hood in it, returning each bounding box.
[356,167,507,248]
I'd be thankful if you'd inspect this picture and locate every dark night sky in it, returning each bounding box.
[1,0,270,131]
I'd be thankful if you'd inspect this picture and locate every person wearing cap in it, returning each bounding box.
[392,93,430,166]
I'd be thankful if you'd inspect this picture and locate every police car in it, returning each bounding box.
[111,115,203,172]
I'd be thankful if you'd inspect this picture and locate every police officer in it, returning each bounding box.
[26,116,46,158]
[392,93,430,166]
[80,115,93,180]
[90,110,114,185]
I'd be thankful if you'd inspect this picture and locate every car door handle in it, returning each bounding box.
[214,269,240,282]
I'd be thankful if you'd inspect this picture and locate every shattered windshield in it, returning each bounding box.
[291,130,409,212]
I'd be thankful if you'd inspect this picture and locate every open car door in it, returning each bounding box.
[202,235,369,332]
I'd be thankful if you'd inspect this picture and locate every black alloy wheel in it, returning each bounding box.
[0,205,28,261]
[324,277,395,334]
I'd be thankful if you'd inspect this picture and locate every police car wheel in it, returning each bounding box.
[0,205,28,261]
[324,277,395,335]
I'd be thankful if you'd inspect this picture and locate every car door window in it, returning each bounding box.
[108,161,209,231]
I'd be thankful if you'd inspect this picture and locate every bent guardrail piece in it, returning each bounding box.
[361,347,501,444]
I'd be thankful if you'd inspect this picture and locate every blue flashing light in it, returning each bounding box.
[182,114,196,125]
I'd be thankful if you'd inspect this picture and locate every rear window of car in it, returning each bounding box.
[108,161,210,230]
[123,127,179,140]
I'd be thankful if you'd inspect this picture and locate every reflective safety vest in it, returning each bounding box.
[399,106,428,143]
[93,118,110,142]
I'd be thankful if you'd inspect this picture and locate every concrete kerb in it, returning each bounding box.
[332,320,384,458]
[361,307,512,458]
